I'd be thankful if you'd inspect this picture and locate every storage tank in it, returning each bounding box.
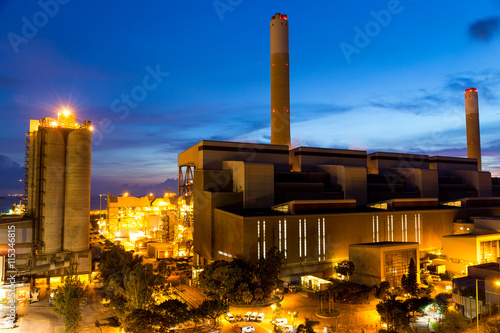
[63,128,92,252]
[41,127,66,253]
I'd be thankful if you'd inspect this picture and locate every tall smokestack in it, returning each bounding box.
[465,88,482,171]
[270,12,291,147]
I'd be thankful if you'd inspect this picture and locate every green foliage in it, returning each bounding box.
[485,319,500,333]
[51,270,88,333]
[257,246,286,296]
[376,296,410,332]
[436,310,467,333]
[199,299,229,327]
[375,281,391,299]
[335,260,355,280]
[439,271,454,281]
[325,280,374,304]
[297,317,319,333]
[199,246,285,304]
[402,258,418,296]
[99,244,171,329]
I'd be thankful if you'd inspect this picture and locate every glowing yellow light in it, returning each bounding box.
[89,126,93,131]
[496,281,500,286]
[124,192,129,197]
[149,193,153,196]
[51,121,58,127]
[62,109,71,116]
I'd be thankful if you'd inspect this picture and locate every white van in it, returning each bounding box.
[244,312,252,321]
[242,326,255,333]
[257,313,265,322]
[226,313,235,322]
[276,318,288,326]
[250,312,258,321]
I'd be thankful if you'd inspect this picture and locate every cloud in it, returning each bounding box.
[0,155,23,195]
[469,16,500,41]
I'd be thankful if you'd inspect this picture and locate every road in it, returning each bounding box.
[210,291,382,333]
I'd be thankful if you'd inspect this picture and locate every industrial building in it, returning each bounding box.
[179,13,500,284]
[0,110,93,294]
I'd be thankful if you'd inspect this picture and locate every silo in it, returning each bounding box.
[41,127,66,253]
[63,128,92,252]
[27,129,38,218]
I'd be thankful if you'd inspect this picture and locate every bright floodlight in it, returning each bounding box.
[62,109,71,116]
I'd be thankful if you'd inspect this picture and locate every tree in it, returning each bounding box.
[242,290,253,304]
[99,245,170,327]
[198,260,244,301]
[257,246,286,298]
[436,310,467,333]
[376,281,391,299]
[335,260,355,281]
[200,299,229,327]
[405,258,418,296]
[297,317,319,333]
[51,269,88,333]
[376,295,410,332]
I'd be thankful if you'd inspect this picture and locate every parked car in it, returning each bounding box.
[235,314,243,321]
[241,326,255,333]
[288,285,296,293]
[250,312,258,321]
[226,313,235,322]
[244,312,252,321]
[208,330,222,333]
[256,313,265,322]
[282,325,294,333]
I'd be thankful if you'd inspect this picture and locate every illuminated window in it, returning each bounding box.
[391,215,394,241]
[257,220,261,260]
[263,220,266,259]
[373,216,376,243]
[279,220,282,252]
[318,218,321,261]
[322,218,326,261]
[415,214,421,243]
[284,218,287,258]
[401,215,408,242]
[299,219,302,258]
[373,216,379,242]
[304,218,307,257]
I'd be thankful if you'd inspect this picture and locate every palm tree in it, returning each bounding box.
[297,317,320,333]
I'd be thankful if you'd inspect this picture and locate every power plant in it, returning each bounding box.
[465,87,482,171]
[179,12,499,289]
[270,13,291,147]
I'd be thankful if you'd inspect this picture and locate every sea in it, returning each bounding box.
[0,197,20,214]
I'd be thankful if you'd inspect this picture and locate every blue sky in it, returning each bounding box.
[1,0,500,196]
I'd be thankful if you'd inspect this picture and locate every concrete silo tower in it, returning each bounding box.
[27,110,92,254]
[270,12,291,147]
[465,88,482,171]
